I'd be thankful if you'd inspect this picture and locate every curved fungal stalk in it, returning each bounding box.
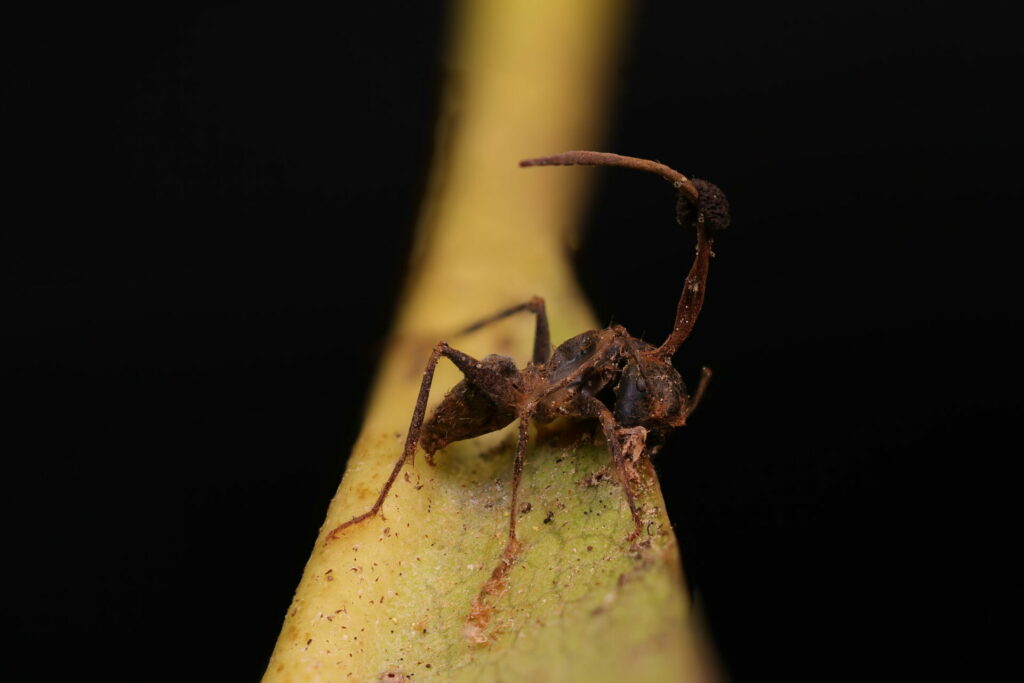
[519,150,699,204]
[520,150,730,359]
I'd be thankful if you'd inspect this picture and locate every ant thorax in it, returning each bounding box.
[533,329,623,424]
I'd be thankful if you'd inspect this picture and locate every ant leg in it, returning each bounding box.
[681,366,713,423]
[325,342,517,543]
[324,344,444,542]
[582,397,643,541]
[455,296,550,365]
[480,408,535,592]
[506,409,535,546]
[464,408,535,637]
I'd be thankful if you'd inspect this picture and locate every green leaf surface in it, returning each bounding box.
[267,427,706,682]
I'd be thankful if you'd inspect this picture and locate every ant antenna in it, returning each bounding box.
[520,150,730,359]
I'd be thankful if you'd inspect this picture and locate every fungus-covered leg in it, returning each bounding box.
[324,342,516,543]
[464,410,535,644]
[583,397,643,542]
[505,410,535,547]
[470,410,534,617]
[456,296,551,365]
[680,366,713,424]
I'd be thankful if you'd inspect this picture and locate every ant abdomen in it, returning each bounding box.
[419,355,518,456]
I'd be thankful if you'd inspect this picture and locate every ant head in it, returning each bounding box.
[676,179,730,232]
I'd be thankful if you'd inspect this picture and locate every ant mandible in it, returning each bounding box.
[326,151,730,560]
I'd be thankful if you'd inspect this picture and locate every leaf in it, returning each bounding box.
[262,1,716,681]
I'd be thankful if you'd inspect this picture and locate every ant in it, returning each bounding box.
[325,151,730,567]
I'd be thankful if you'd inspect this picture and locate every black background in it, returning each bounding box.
[4,1,1017,680]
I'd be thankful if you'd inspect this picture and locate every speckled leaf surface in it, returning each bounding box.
[269,436,702,682]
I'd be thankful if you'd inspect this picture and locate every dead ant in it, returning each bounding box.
[325,151,730,560]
